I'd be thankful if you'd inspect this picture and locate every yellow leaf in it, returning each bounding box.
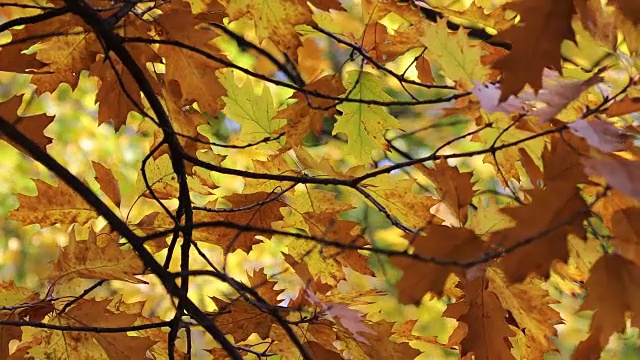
[421,19,489,90]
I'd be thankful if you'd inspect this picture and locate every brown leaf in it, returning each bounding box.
[92,162,121,207]
[304,212,373,276]
[574,254,640,358]
[210,297,277,341]
[608,0,640,25]
[474,69,602,122]
[339,321,422,360]
[155,0,226,115]
[445,274,516,360]
[420,159,475,224]
[248,269,285,305]
[146,191,285,253]
[415,55,434,84]
[89,19,160,126]
[606,96,640,117]
[0,95,54,151]
[67,299,156,359]
[276,75,345,151]
[611,207,640,264]
[490,182,588,283]
[493,0,576,101]
[392,225,492,303]
[0,282,40,359]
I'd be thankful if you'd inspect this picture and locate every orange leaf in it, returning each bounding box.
[48,226,146,284]
[10,179,99,228]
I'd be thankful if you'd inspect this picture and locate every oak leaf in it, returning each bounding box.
[0,95,54,151]
[611,207,640,264]
[420,159,475,224]
[473,69,602,123]
[583,153,640,199]
[487,270,561,358]
[210,282,283,341]
[490,182,588,283]
[493,0,576,100]
[222,0,313,59]
[219,69,285,149]
[574,254,640,358]
[147,191,286,253]
[92,162,121,207]
[392,225,492,303]
[275,75,345,151]
[10,179,100,228]
[89,20,160,127]
[445,274,516,360]
[10,299,156,359]
[339,321,421,360]
[155,1,226,115]
[568,118,634,153]
[47,226,145,285]
[334,71,400,164]
[0,282,40,359]
[421,19,490,90]
[358,174,441,229]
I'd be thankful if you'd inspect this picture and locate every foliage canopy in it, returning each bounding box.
[1,0,640,359]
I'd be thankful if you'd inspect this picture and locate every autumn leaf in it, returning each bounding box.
[89,20,160,127]
[574,254,640,358]
[568,118,634,153]
[0,282,40,359]
[92,161,122,207]
[583,153,640,199]
[334,71,400,164]
[10,179,100,228]
[487,270,561,358]
[0,95,54,151]
[154,0,227,115]
[392,225,492,303]
[419,159,475,224]
[493,0,576,100]
[210,296,278,341]
[3,0,640,357]
[473,69,602,123]
[219,69,286,148]
[490,181,588,283]
[47,226,145,285]
[421,19,490,90]
[222,0,313,59]
[11,299,156,359]
[445,273,516,360]
[276,75,345,151]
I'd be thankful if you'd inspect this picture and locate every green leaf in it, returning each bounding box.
[334,71,400,164]
[219,70,286,144]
